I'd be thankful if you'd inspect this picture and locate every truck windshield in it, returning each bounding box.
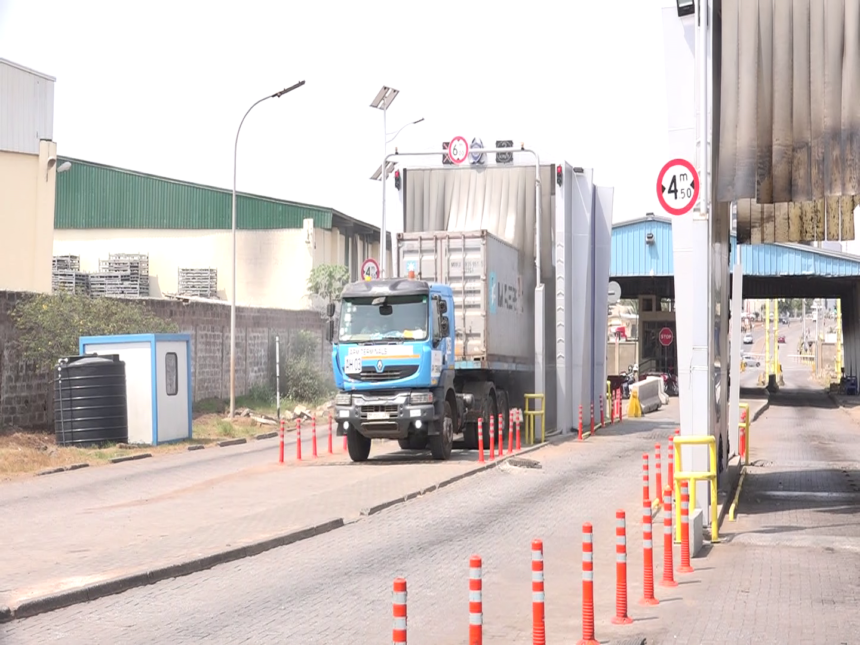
[339,295,429,342]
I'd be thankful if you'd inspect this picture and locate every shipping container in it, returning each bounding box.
[396,230,534,369]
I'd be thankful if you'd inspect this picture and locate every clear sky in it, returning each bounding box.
[0,0,678,231]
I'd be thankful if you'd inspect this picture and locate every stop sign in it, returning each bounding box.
[659,327,674,347]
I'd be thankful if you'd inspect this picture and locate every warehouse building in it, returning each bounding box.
[0,58,57,294]
[53,157,388,309]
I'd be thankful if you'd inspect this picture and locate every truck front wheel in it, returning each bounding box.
[428,401,454,461]
[347,426,372,462]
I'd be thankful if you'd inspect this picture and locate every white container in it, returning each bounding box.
[78,333,192,445]
[396,230,534,368]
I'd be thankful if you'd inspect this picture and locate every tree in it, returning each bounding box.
[306,264,350,310]
[12,293,178,369]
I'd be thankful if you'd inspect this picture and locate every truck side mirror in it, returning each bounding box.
[440,318,450,336]
[326,319,335,343]
[326,302,336,318]
[439,300,448,314]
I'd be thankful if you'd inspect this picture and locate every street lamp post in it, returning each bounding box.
[229,81,306,419]
[370,86,400,278]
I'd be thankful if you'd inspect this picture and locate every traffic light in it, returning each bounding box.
[556,164,563,187]
[394,169,401,190]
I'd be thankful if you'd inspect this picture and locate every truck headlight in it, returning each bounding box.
[335,392,352,406]
[410,392,434,405]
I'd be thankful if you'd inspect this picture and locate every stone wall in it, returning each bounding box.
[0,291,328,430]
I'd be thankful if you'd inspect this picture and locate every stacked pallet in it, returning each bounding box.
[97,253,150,297]
[51,256,89,295]
[178,268,218,298]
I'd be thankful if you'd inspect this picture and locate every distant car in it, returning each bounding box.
[742,353,760,367]
[778,335,786,344]
[743,333,753,344]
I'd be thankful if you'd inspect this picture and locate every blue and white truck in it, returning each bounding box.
[331,230,536,461]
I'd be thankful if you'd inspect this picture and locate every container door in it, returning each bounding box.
[155,341,191,443]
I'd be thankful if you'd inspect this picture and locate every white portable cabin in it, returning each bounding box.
[78,333,193,445]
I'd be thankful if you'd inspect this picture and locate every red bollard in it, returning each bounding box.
[531,539,546,645]
[327,413,333,454]
[600,395,605,428]
[343,423,348,452]
[660,486,678,587]
[507,409,514,455]
[639,498,659,605]
[678,481,694,573]
[296,419,302,461]
[311,417,318,458]
[478,417,485,463]
[469,555,483,645]
[392,578,407,644]
[654,444,662,505]
[497,414,504,458]
[618,390,623,422]
[641,453,650,504]
[610,393,615,424]
[579,523,598,645]
[612,510,633,624]
[489,416,495,462]
[516,410,521,451]
[578,404,584,441]
[278,419,285,464]
[590,401,595,435]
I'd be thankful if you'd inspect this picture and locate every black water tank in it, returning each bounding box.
[54,354,129,447]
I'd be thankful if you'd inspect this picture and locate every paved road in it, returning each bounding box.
[1,416,681,645]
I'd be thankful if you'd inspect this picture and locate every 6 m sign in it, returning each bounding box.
[657,158,700,216]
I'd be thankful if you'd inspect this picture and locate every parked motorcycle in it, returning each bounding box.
[643,370,679,397]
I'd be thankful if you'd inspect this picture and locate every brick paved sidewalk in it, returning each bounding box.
[632,385,860,644]
[0,431,505,615]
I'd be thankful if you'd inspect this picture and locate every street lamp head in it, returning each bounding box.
[371,86,399,110]
[272,80,306,98]
[412,117,425,125]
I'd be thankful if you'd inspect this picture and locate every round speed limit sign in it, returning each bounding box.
[447,136,469,165]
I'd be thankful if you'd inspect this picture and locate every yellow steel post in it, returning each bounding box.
[523,394,545,445]
[672,435,719,543]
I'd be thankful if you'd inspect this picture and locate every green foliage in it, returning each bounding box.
[282,330,330,403]
[12,293,179,369]
[307,264,350,304]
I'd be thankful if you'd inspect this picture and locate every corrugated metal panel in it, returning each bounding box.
[735,242,860,278]
[55,158,333,230]
[0,58,55,154]
[610,219,674,277]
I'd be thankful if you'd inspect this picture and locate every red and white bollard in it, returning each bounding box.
[678,481,694,573]
[640,497,659,605]
[478,417,485,463]
[469,555,483,645]
[343,422,348,452]
[531,539,546,645]
[612,510,633,625]
[327,413,333,454]
[507,409,514,455]
[579,523,598,645]
[516,409,522,451]
[617,390,623,422]
[578,404,584,441]
[489,416,495,462]
[392,578,407,644]
[660,486,678,587]
[296,418,302,461]
[311,417,318,458]
[600,395,605,428]
[590,401,595,435]
[278,419,285,464]
[497,414,504,458]
[610,393,615,424]
[654,444,662,505]
[642,453,650,504]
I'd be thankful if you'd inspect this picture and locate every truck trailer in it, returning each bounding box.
[331,230,536,461]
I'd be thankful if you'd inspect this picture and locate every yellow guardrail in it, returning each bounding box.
[672,435,720,543]
[728,467,747,521]
[523,393,545,445]
[738,402,750,466]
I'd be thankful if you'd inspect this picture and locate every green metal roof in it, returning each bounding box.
[54,157,370,232]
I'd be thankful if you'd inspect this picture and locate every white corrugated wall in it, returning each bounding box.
[0,58,55,154]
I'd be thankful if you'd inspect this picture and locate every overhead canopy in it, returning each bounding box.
[717,0,860,243]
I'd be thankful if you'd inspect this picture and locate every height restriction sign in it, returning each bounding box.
[656,158,700,216]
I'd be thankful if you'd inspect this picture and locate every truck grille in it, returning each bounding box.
[360,404,399,419]
[354,365,419,382]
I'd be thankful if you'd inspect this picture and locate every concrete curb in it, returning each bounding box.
[216,438,247,448]
[3,441,557,623]
[4,518,345,622]
[109,453,152,464]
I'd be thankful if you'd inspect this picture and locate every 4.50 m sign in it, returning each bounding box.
[656,158,700,216]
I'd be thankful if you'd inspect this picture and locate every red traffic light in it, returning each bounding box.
[556,164,563,187]
[394,169,401,190]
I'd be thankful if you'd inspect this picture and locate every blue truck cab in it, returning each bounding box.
[331,278,469,462]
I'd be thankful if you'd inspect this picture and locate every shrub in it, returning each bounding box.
[282,330,330,403]
[12,293,179,369]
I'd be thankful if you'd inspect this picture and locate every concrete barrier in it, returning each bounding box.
[630,377,663,414]
[657,378,669,405]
